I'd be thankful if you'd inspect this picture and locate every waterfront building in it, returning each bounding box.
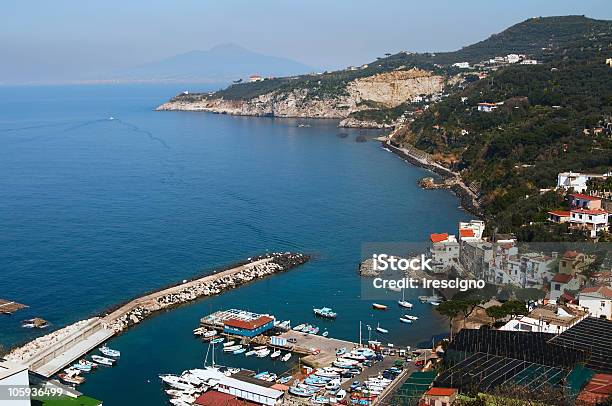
[0,358,30,406]
[190,368,283,405]
[429,234,459,274]
[578,286,612,320]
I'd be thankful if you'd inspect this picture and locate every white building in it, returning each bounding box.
[430,233,460,273]
[549,273,581,304]
[578,286,612,320]
[500,304,585,333]
[249,75,264,83]
[569,208,610,237]
[452,62,470,69]
[556,171,611,193]
[506,54,521,64]
[0,359,30,406]
[477,102,498,112]
[458,220,485,240]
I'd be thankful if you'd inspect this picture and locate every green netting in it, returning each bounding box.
[565,365,594,397]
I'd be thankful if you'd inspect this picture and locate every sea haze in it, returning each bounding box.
[0,84,469,404]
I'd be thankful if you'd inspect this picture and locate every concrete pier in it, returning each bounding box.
[278,331,357,368]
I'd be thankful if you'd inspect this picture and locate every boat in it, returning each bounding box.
[58,373,85,385]
[281,353,291,362]
[201,330,217,340]
[376,324,389,334]
[168,400,190,406]
[336,347,346,356]
[91,355,115,366]
[71,363,92,372]
[245,350,257,357]
[253,345,267,350]
[78,359,97,369]
[233,348,246,355]
[99,345,120,357]
[399,317,413,324]
[430,301,440,306]
[254,371,269,379]
[210,337,224,344]
[278,376,292,384]
[222,340,235,347]
[159,375,194,391]
[313,307,337,319]
[193,327,206,336]
[223,345,242,352]
[288,385,316,397]
[404,315,419,320]
[398,288,413,308]
[322,331,329,337]
[270,350,281,359]
[293,324,306,331]
[372,303,387,310]
[256,348,271,357]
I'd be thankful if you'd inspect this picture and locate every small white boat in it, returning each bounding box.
[293,324,306,331]
[399,317,413,324]
[245,350,257,357]
[210,337,224,344]
[233,348,246,355]
[270,350,281,359]
[253,345,267,350]
[99,345,120,357]
[372,303,387,310]
[222,340,236,347]
[202,330,217,339]
[281,353,291,362]
[223,345,242,352]
[430,301,440,306]
[193,327,206,336]
[322,331,329,337]
[376,323,389,334]
[398,288,413,308]
[404,315,419,320]
[91,355,115,366]
[256,349,271,357]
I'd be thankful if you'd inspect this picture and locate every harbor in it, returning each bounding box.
[4,252,309,380]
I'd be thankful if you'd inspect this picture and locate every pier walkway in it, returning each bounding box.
[279,331,357,368]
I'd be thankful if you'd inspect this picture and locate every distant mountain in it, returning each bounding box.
[106,43,314,83]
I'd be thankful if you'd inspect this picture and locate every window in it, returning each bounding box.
[554,283,561,291]
[602,301,606,307]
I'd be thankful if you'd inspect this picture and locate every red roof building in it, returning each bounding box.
[421,387,458,406]
[552,273,574,284]
[576,374,612,405]
[195,391,257,406]
[430,233,449,243]
[224,316,274,330]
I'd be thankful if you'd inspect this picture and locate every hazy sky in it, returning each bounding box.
[2,0,611,83]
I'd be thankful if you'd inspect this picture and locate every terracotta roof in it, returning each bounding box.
[570,193,600,201]
[425,387,457,397]
[580,285,612,300]
[561,291,576,302]
[430,233,449,243]
[563,250,579,259]
[459,229,475,237]
[548,210,571,217]
[571,208,608,215]
[577,374,612,405]
[552,274,573,283]
[224,316,274,330]
[195,391,257,406]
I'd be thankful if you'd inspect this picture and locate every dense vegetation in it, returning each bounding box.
[399,20,612,240]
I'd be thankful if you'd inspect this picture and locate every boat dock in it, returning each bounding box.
[278,331,357,368]
[0,298,28,314]
[6,253,309,379]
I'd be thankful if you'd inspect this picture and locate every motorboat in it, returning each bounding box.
[313,307,337,319]
[388,286,401,292]
[233,348,246,355]
[193,327,206,336]
[281,353,291,361]
[223,345,242,352]
[99,345,120,357]
[254,371,269,379]
[325,379,341,391]
[256,348,271,357]
[91,355,115,366]
[253,345,267,350]
[270,350,282,359]
[399,317,413,324]
[222,340,235,347]
[372,303,387,310]
[404,315,419,320]
[376,323,389,334]
[288,385,316,397]
[79,359,97,369]
[398,288,413,308]
[159,375,194,391]
[201,330,217,340]
[210,337,224,344]
[71,363,92,372]
[245,350,257,357]
[336,347,346,356]
[322,331,329,337]
[430,301,440,306]
[58,372,85,385]
[335,389,347,401]
[278,376,292,384]
[293,324,306,331]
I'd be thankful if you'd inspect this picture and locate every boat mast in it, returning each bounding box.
[359,321,362,347]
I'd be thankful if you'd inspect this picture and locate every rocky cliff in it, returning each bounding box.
[156,68,445,126]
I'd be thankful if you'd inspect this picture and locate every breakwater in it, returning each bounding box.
[6,252,309,376]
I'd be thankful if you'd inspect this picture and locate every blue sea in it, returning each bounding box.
[0,84,470,405]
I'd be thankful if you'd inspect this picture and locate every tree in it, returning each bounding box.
[436,300,468,339]
[486,305,508,326]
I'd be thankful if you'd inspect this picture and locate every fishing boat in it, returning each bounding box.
[399,317,413,324]
[376,323,389,334]
[79,359,97,369]
[288,385,316,397]
[223,345,242,352]
[293,324,306,331]
[58,372,85,385]
[99,345,120,357]
[313,307,337,319]
[71,363,92,372]
[256,348,271,357]
[233,348,246,355]
[222,340,235,347]
[398,288,413,308]
[281,353,291,362]
[254,371,269,379]
[245,350,257,357]
[372,303,387,310]
[404,315,419,320]
[91,355,115,366]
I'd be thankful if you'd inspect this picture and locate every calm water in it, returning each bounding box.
[0,84,469,405]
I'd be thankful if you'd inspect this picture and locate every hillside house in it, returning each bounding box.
[477,102,498,112]
[569,208,609,237]
[559,251,595,276]
[548,210,571,223]
[430,233,460,273]
[569,194,602,210]
[578,286,612,319]
[549,273,581,303]
[557,171,611,193]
